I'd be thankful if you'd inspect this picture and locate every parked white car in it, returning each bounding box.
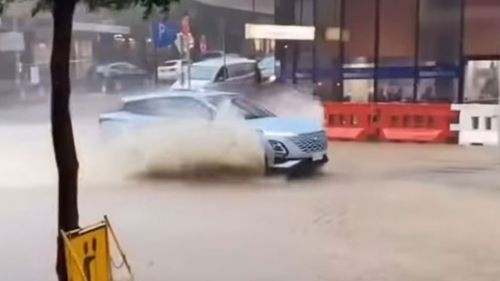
[171,57,261,90]
[157,59,187,82]
[95,62,147,79]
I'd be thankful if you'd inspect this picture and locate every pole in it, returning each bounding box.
[222,20,227,68]
[153,44,158,87]
[151,24,159,87]
[373,0,381,103]
[179,34,185,88]
[339,0,346,100]
[413,0,421,102]
[497,61,500,154]
[458,0,466,103]
[13,18,24,100]
[186,35,191,90]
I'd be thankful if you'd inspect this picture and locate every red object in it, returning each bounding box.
[323,103,458,143]
[323,103,377,141]
[377,103,457,143]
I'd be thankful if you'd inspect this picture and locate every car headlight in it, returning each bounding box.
[268,140,288,157]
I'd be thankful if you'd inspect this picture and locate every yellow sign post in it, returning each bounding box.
[61,216,133,281]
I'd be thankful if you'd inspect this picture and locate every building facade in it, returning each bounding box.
[273,0,500,103]
[1,0,499,102]
[193,0,500,103]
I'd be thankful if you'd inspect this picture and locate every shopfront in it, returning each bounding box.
[273,0,500,103]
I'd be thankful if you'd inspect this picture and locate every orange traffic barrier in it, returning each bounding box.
[377,104,457,143]
[323,103,377,141]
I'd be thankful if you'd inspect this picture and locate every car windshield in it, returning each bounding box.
[190,65,218,80]
[200,52,222,59]
[162,61,178,67]
[123,97,212,119]
[258,57,274,69]
[207,96,274,120]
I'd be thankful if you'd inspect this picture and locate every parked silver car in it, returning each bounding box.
[171,57,261,91]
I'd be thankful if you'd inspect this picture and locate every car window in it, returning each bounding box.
[124,97,213,119]
[163,61,177,67]
[259,57,274,69]
[125,63,141,71]
[201,52,222,60]
[245,63,257,74]
[111,63,130,72]
[190,65,218,81]
[227,64,239,78]
[231,97,274,119]
[214,67,228,82]
[207,96,274,119]
[110,64,124,71]
[111,62,141,72]
[228,63,254,78]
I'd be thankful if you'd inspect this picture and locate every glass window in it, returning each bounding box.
[275,0,314,84]
[417,0,462,103]
[344,0,376,102]
[295,0,314,26]
[124,97,213,119]
[419,0,461,65]
[379,0,417,63]
[294,0,313,84]
[314,0,342,101]
[344,0,376,64]
[377,0,417,102]
[464,60,500,103]
[275,0,296,81]
[465,0,500,56]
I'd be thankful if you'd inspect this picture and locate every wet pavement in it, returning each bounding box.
[1,92,500,281]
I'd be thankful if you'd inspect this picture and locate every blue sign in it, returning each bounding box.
[152,22,178,48]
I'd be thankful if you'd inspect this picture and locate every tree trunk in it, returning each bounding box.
[51,1,79,281]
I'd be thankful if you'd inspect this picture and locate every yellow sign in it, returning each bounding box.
[63,223,111,281]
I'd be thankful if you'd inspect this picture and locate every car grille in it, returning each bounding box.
[288,131,327,153]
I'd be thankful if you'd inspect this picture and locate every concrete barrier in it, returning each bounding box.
[451,104,499,146]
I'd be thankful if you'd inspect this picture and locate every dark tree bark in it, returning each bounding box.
[51,1,79,281]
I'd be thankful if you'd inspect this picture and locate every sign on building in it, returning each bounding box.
[245,24,315,40]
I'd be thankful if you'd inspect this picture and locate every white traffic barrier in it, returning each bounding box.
[451,104,499,146]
